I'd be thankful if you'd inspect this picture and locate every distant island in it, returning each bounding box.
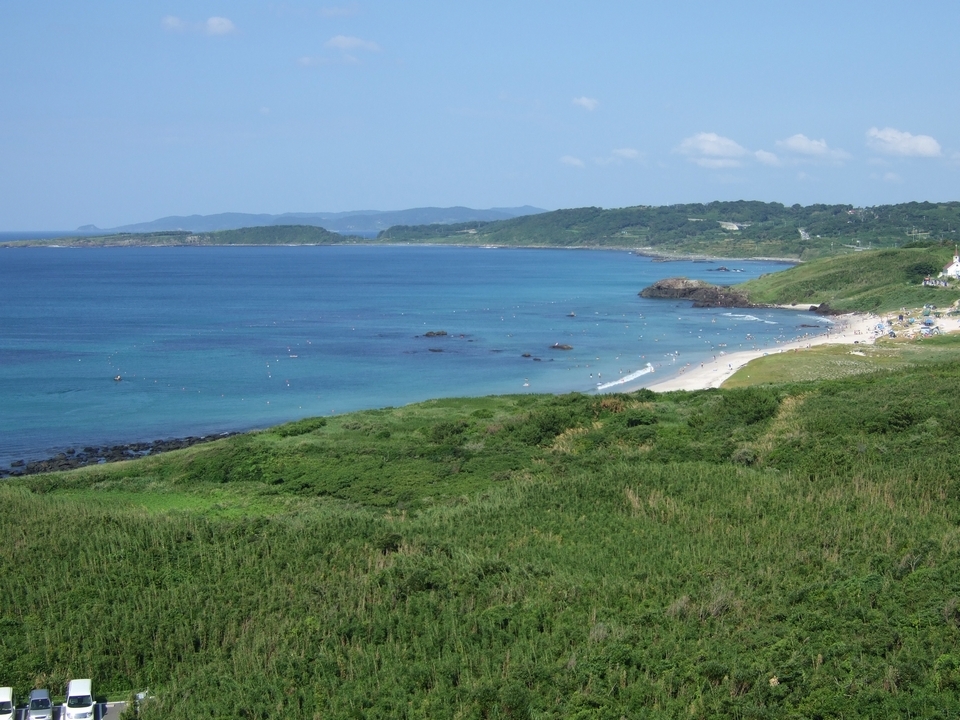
[4,200,959,262]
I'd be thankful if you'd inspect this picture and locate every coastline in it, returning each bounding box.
[643,311,880,393]
[1,238,804,264]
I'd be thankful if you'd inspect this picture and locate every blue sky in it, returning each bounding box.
[1,1,958,229]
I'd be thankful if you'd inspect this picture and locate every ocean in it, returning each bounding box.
[0,245,814,467]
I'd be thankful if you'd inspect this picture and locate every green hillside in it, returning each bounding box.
[738,247,960,312]
[4,364,960,717]
[379,201,960,259]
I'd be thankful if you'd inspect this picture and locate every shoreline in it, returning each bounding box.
[0,433,239,479]
[643,311,880,393]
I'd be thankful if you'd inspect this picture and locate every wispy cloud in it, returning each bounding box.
[320,3,359,17]
[677,132,748,168]
[301,35,381,67]
[612,148,640,160]
[325,35,381,52]
[161,15,187,32]
[754,150,780,166]
[776,133,850,162]
[205,17,236,35]
[572,97,599,111]
[594,148,643,165]
[867,127,941,157]
[871,170,903,183]
[161,15,236,36]
[560,155,586,168]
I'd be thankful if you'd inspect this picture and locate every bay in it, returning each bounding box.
[0,245,809,467]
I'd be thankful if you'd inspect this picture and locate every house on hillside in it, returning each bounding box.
[940,252,960,280]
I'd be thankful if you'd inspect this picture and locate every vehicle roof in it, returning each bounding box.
[28,689,50,699]
[0,687,12,702]
[66,679,92,695]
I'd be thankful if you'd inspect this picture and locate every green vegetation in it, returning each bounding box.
[379,201,960,259]
[4,363,960,717]
[0,225,357,247]
[724,332,960,387]
[738,247,960,312]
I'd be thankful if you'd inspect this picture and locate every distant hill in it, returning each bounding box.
[378,201,960,260]
[81,206,545,237]
[2,225,355,248]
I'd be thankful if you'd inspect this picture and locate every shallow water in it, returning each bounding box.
[0,245,818,466]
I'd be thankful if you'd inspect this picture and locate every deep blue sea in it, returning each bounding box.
[0,245,814,467]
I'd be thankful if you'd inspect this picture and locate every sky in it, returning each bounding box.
[1,1,959,229]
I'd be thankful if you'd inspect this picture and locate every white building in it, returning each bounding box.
[941,253,960,279]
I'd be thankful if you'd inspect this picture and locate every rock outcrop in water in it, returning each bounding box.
[639,277,755,308]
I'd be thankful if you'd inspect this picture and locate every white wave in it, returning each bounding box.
[595,363,655,391]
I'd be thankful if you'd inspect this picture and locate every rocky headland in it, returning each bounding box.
[639,277,834,314]
[639,277,754,307]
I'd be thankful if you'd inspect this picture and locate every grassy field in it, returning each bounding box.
[723,332,960,387]
[3,362,960,717]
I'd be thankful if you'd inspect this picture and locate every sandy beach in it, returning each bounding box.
[644,311,882,393]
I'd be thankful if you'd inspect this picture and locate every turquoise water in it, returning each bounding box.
[0,245,811,466]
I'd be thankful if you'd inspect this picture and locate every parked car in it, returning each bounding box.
[64,679,96,720]
[27,689,52,720]
[0,687,14,720]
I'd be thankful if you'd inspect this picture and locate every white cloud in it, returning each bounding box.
[869,171,903,183]
[205,17,236,35]
[677,132,747,168]
[162,15,235,35]
[572,97,599,111]
[161,15,186,31]
[754,150,780,166]
[867,127,941,157]
[321,3,359,16]
[560,155,585,168]
[775,133,850,162]
[594,148,643,166]
[325,35,381,52]
[259,107,271,115]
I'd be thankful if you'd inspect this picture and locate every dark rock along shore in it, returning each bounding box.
[639,276,834,314]
[1,433,238,479]
[639,277,754,308]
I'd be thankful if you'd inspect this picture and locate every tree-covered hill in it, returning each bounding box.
[379,201,960,259]
[4,358,960,717]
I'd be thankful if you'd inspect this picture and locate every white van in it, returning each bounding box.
[0,687,13,720]
[64,679,95,720]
